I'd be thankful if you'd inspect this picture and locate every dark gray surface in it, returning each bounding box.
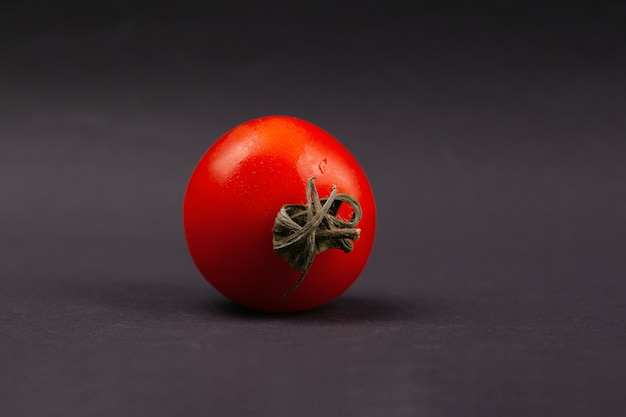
[2,2,626,416]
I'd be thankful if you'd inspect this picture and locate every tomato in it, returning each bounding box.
[183,116,376,312]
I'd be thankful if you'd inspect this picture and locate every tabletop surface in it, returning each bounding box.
[1,2,625,416]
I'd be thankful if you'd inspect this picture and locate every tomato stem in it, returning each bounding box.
[272,177,362,297]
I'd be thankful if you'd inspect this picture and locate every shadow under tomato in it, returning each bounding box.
[37,276,437,325]
[208,293,429,324]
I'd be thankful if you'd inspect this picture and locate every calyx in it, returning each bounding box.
[272,177,362,296]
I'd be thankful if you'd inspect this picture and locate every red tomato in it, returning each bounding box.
[183,116,376,312]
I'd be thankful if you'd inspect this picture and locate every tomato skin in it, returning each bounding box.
[183,116,376,312]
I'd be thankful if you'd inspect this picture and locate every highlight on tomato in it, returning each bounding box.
[183,116,376,312]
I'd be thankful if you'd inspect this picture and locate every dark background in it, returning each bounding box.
[1,1,625,416]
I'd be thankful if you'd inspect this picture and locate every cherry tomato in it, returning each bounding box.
[183,116,376,312]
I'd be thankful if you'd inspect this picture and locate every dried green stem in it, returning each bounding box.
[272,177,362,297]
